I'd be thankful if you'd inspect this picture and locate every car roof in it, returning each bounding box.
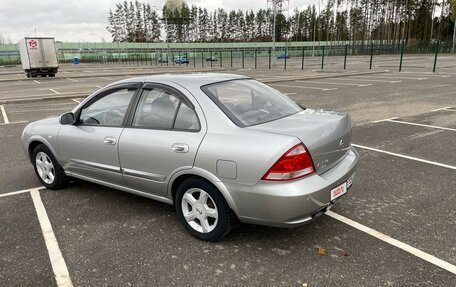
[113,73,250,87]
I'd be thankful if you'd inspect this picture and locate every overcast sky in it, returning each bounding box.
[0,0,313,43]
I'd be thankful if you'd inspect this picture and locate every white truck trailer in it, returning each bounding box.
[18,37,59,78]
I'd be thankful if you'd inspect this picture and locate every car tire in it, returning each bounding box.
[32,144,69,190]
[175,177,232,241]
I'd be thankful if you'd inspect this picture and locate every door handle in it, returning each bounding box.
[172,144,189,153]
[104,137,117,145]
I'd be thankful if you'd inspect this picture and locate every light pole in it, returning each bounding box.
[272,0,277,63]
[153,6,170,60]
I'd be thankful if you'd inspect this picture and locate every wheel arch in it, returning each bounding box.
[27,136,58,163]
[168,168,239,216]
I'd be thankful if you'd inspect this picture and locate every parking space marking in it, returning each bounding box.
[371,117,399,123]
[270,83,337,91]
[296,80,372,87]
[0,187,43,198]
[72,99,81,104]
[1,105,9,123]
[33,80,41,84]
[386,119,456,132]
[358,75,428,81]
[49,89,61,95]
[66,78,79,83]
[98,77,114,80]
[431,106,455,112]
[30,189,73,287]
[334,77,401,84]
[352,144,456,170]
[284,92,297,95]
[95,85,103,88]
[0,120,28,126]
[326,211,456,275]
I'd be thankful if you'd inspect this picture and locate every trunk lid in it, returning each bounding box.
[248,109,352,174]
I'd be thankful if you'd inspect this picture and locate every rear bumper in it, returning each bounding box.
[225,147,359,227]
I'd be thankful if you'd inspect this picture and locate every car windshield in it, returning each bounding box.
[202,79,302,127]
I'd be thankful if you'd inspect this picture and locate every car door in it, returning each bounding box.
[58,83,140,186]
[118,83,206,196]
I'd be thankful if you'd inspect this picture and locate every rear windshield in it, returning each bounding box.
[201,79,302,127]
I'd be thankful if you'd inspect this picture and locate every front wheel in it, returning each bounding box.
[32,144,69,190]
[175,178,232,241]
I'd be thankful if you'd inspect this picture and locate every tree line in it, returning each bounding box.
[107,0,456,47]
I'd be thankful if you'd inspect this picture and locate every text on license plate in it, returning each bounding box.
[331,182,347,201]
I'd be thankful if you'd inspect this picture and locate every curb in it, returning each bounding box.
[0,93,90,105]
[0,68,228,83]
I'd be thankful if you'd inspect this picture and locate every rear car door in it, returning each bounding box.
[118,83,206,196]
[58,83,140,186]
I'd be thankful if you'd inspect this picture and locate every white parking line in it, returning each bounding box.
[386,119,456,132]
[270,83,337,91]
[357,75,428,81]
[49,89,61,95]
[66,78,79,83]
[352,144,456,170]
[0,187,42,198]
[0,105,9,123]
[0,120,28,126]
[431,106,454,112]
[336,77,401,84]
[284,92,297,96]
[98,77,114,80]
[326,211,456,275]
[371,117,399,123]
[72,99,81,104]
[33,80,41,84]
[95,85,103,88]
[30,189,73,287]
[297,80,372,87]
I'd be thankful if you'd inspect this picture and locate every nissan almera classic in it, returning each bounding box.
[22,74,359,241]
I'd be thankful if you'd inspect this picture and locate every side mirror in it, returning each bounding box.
[60,112,75,125]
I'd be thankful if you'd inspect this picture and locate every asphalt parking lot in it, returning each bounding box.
[1,54,455,286]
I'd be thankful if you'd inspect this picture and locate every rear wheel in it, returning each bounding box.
[176,178,232,241]
[32,144,69,190]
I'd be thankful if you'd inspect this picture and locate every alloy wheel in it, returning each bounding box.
[35,152,55,184]
[181,188,219,233]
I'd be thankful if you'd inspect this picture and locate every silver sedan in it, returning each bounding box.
[22,74,359,241]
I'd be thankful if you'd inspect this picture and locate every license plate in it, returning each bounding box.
[331,182,347,201]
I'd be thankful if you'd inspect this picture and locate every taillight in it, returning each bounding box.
[262,143,315,181]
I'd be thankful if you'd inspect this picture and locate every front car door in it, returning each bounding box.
[118,83,206,196]
[58,83,140,186]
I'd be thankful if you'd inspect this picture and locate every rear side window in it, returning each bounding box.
[174,103,200,131]
[201,79,302,127]
[132,88,200,131]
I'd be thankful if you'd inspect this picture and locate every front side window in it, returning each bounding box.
[202,79,302,127]
[133,88,200,131]
[79,88,136,127]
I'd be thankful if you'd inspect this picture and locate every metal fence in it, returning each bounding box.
[0,40,453,72]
